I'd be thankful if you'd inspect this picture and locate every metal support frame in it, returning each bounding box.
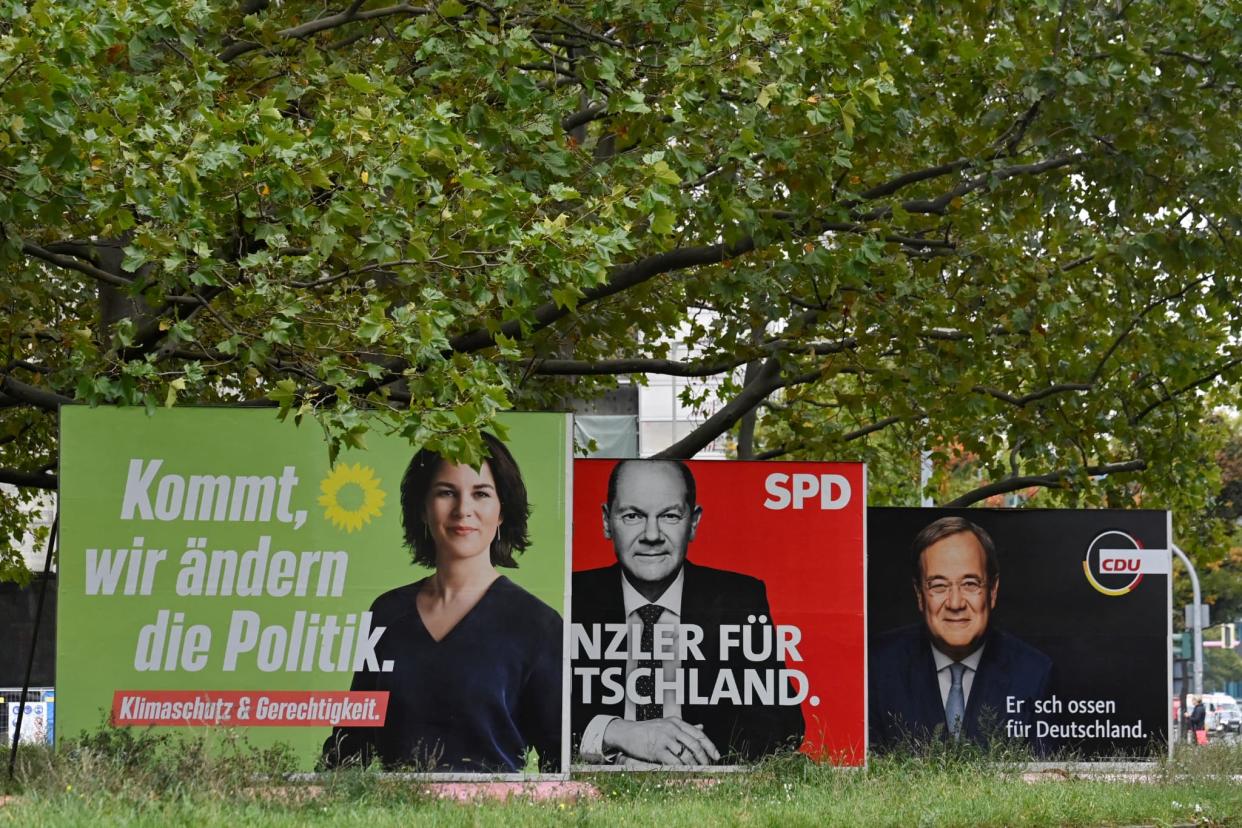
[1171,544,1203,697]
[7,515,58,781]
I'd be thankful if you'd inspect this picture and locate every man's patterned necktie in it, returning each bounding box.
[635,603,665,721]
[946,662,966,739]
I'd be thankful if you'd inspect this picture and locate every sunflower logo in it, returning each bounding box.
[318,463,386,533]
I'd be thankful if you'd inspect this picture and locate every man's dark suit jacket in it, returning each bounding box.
[869,624,1052,752]
[571,561,805,763]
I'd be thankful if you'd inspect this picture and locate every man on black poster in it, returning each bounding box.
[870,516,1053,751]
[571,459,805,765]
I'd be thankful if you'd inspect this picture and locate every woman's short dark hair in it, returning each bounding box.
[400,432,531,568]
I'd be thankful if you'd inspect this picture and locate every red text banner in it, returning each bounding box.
[111,690,388,727]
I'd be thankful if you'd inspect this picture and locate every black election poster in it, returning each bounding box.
[867,508,1171,760]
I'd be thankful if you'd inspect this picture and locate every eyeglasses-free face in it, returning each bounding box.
[424,460,504,565]
[914,531,998,660]
[603,462,702,591]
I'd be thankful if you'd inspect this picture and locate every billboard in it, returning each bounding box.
[570,459,867,768]
[59,408,571,775]
[867,508,1171,759]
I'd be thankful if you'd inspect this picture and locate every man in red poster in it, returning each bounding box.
[571,459,805,765]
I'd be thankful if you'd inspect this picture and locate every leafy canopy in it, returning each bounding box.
[1,0,1241,580]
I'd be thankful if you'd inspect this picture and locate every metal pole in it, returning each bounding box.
[7,514,57,782]
[1172,544,1203,696]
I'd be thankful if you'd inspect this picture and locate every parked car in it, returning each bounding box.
[1202,693,1241,733]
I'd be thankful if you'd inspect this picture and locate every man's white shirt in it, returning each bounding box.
[578,568,686,762]
[930,643,985,711]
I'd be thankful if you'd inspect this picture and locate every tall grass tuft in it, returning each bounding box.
[3,726,1242,826]
[7,723,297,800]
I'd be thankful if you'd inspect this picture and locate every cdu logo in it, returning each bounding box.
[1082,530,1170,597]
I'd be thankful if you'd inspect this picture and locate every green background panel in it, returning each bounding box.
[58,408,569,768]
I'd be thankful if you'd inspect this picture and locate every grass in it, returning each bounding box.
[3,730,1241,827]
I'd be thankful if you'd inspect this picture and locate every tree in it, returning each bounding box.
[2,0,1241,580]
[1185,415,1242,625]
[1213,414,1242,523]
[1204,647,1242,692]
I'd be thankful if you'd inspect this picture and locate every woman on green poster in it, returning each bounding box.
[322,433,563,772]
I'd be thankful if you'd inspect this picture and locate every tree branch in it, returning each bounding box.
[990,97,1044,157]
[0,467,58,490]
[1091,272,1214,385]
[1157,48,1211,66]
[450,238,757,354]
[285,143,1082,411]
[43,240,102,263]
[0,376,74,411]
[971,382,1093,407]
[531,355,749,377]
[264,148,1082,406]
[290,258,428,289]
[1134,355,1242,422]
[22,241,133,291]
[545,13,624,47]
[855,160,971,201]
[220,3,432,62]
[857,153,1084,220]
[943,460,1148,507]
[20,241,200,305]
[652,359,825,459]
[753,415,902,461]
[769,215,958,252]
[841,415,903,441]
[311,238,762,400]
[528,335,857,377]
[561,102,609,132]
[652,358,785,459]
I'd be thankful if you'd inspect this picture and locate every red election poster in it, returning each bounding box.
[569,459,866,768]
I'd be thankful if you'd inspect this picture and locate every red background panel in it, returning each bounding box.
[572,459,867,765]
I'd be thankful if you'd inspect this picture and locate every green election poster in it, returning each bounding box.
[58,408,570,774]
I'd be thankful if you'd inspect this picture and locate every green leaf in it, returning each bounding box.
[344,73,376,94]
[650,160,681,185]
[303,167,333,188]
[356,301,391,343]
[163,378,185,408]
[547,183,581,200]
[121,246,148,273]
[624,90,651,114]
[266,379,298,410]
[550,287,579,310]
[651,206,676,235]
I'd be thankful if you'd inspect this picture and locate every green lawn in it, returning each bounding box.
[3,731,1241,827]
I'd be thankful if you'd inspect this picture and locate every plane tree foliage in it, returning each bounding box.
[1183,417,1242,625]
[1204,646,1242,690]
[1,0,1241,580]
